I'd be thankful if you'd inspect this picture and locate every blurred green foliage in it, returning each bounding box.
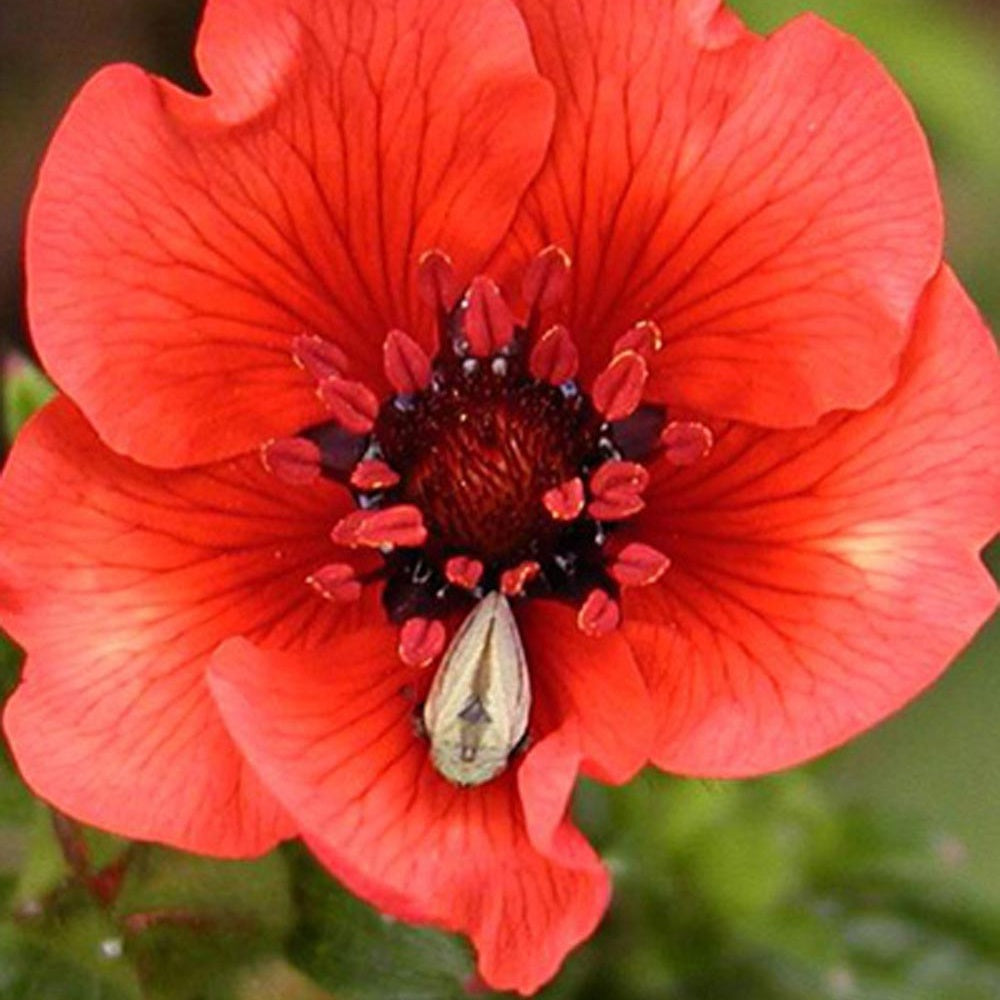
[0,1,998,998]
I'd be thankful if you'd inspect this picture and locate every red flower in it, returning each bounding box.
[1,0,998,991]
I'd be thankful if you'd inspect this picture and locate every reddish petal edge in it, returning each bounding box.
[625,266,1000,776]
[0,396,371,855]
[207,632,610,994]
[28,0,555,468]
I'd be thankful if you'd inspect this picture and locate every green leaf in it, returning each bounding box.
[284,843,473,1000]
[1,353,55,444]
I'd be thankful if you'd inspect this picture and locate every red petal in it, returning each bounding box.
[317,377,379,434]
[0,398,371,855]
[464,276,515,356]
[626,268,1000,776]
[208,633,610,994]
[499,3,942,426]
[591,351,649,421]
[519,601,652,785]
[529,325,580,384]
[29,0,555,466]
[382,328,432,396]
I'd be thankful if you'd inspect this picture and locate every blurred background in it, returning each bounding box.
[0,1,998,998]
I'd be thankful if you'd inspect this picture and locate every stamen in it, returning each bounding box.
[331,506,427,549]
[349,458,401,491]
[398,617,446,667]
[542,477,585,521]
[260,437,322,485]
[306,563,362,602]
[464,276,515,357]
[417,249,460,313]
[383,329,432,395]
[592,350,649,421]
[292,334,348,382]
[529,325,579,385]
[500,561,541,597]
[577,589,620,636]
[610,542,671,587]
[588,460,649,520]
[318,376,380,434]
[612,320,663,360]
[661,420,714,466]
[445,555,485,590]
[522,245,571,313]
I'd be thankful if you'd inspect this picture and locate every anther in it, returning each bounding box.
[577,589,620,636]
[661,420,714,466]
[306,563,362,602]
[529,325,579,385]
[350,458,401,491]
[592,350,649,422]
[610,542,670,587]
[500,561,541,597]
[292,334,348,382]
[318,376,380,434]
[399,617,446,667]
[383,329,432,395]
[612,320,663,360]
[417,250,460,313]
[588,460,649,521]
[445,555,485,591]
[464,276,515,357]
[260,437,322,485]
[522,245,572,313]
[542,477,585,521]
[331,506,427,550]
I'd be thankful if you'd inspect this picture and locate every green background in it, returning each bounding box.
[0,1,998,997]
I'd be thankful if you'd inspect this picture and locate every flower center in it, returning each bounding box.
[375,352,599,564]
[266,248,714,670]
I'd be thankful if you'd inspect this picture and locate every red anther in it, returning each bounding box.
[260,437,321,485]
[588,460,649,520]
[522,245,572,313]
[542,477,585,521]
[661,420,714,466]
[331,505,427,549]
[292,334,348,382]
[500,560,541,597]
[444,555,485,590]
[610,542,671,587]
[465,276,515,356]
[383,328,432,395]
[349,458,401,491]
[529,324,579,385]
[577,590,620,637]
[306,563,362,602]
[398,617,446,667]
[612,320,663,360]
[417,249,460,312]
[592,350,649,421]
[317,376,380,434]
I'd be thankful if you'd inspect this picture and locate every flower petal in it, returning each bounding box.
[624,267,1000,776]
[519,601,652,784]
[208,632,609,994]
[0,397,369,854]
[28,0,555,467]
[500,1,942,426]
